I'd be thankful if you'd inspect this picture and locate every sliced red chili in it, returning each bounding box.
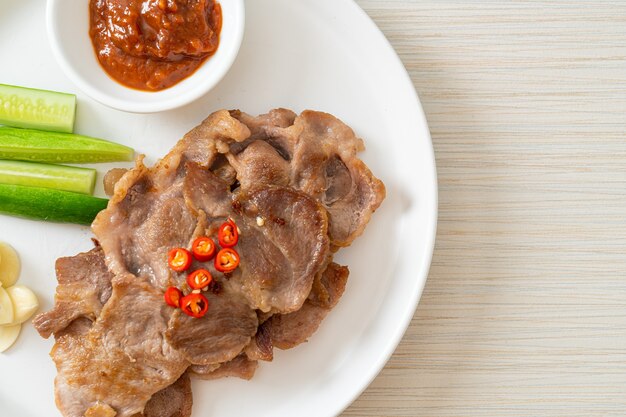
[164,287,183,308]
[214,248,240,273]
[187,269,213,290]
[180,292,209,318]
[191,236,216,261]
[168,248,192,272]
[218,220,239,248]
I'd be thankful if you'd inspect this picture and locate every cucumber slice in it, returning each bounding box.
[0,126,134,163]
[0,84,76,133]
[0,160,96,194]
[0,184,108,225]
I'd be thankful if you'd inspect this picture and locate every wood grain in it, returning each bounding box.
[345,1,626,416]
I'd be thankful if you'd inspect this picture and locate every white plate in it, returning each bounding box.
[0,1,437,416]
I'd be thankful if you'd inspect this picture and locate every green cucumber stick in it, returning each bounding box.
[0,160,96,194]
[0,84,76,133]
[0,126,134,163]
[0,184,108,225]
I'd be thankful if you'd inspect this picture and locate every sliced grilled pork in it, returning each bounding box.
[34,247,193,417]
[182,162,232,218]
[266,262,349,350]
[33,247,113,338]
[139,373,193,417]
[52,275,188,417]
[93,162,199,291]
[92,110,251,291]
[39,108,383,417]
[166,289,258,366]
[190,354,258,381]
[241,262,348,360]
[244,320,273,361]
[226,140,291,188]
[229,109,386,247]
[227,186,329,313]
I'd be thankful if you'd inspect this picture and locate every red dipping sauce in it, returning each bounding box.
[89,0,222,91]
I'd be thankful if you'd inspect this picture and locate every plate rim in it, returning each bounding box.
[329,1,438,415]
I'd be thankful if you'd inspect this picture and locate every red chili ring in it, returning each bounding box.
[168,248,192,272]
[164,287,183,308]
[180,292,209,318]
[192,236,217,261]
[187,269,213,290]
[218,220,239,248]
[214,247,240,273]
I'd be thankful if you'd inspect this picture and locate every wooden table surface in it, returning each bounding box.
[345,1,626,416]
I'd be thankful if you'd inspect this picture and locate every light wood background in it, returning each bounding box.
[345,1,626,416]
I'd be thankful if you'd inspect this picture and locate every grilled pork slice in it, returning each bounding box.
[244,262,349,359]
[184,168,331,314]
[33,247,113,339]
[267,262,349,349]
[226,186,330,313]
[35,247,194,417]
[229,109,386,247]
[39,109,383,417]
[52,275,188,417]
[138,373,193,417]
[93,111,330,316]
[165,288,258,366]
[190,354,258,381]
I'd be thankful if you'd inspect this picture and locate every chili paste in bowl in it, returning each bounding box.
[90,0,222,91]
[46,0,244,112]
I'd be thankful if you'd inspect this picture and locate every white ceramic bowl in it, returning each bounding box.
[46,0,245,113]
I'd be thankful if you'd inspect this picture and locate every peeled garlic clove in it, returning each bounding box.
[0,287,15,325]
[6,285,38,324]
[0,324,21,353]
[0,243,20,288]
